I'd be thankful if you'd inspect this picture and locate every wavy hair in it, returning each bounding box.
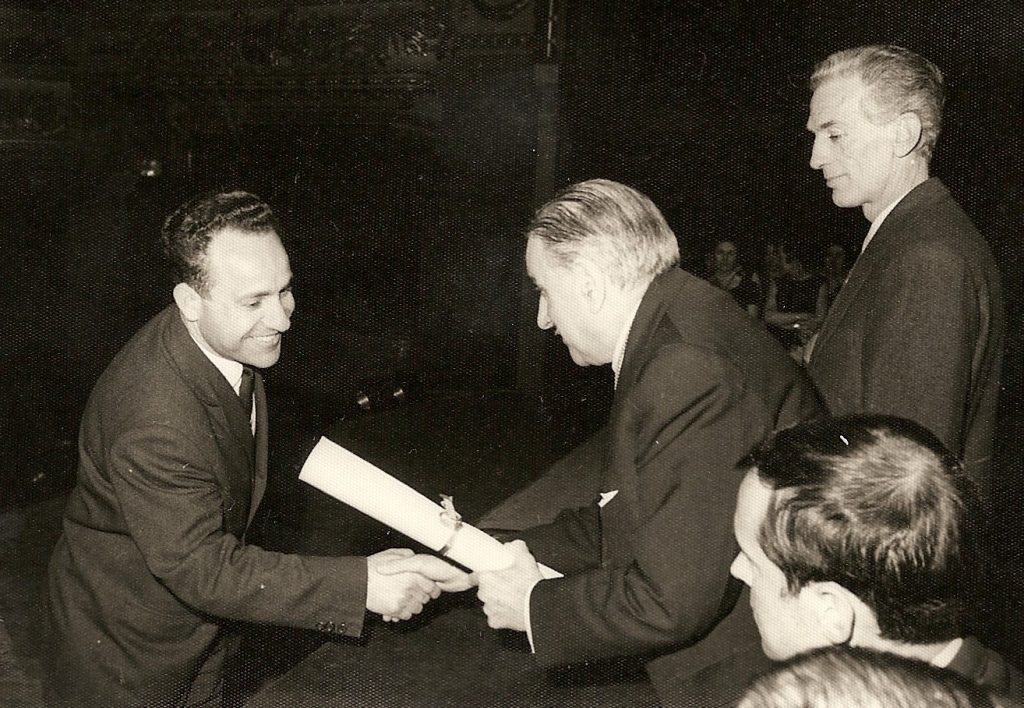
[811,45,945,160]
[526,179,680,290]
[749,414,976,643]
[161,190,277,295]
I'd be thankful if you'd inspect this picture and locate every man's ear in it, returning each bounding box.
[805,581,856,646]
[572,256,608,314]
[893,111,923,158]
[173,282,202,322]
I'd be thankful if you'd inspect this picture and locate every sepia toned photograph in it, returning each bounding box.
[2,2,1021,706]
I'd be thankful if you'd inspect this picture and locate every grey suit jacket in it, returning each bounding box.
[47,305,368,706]
[807,178,1004,493]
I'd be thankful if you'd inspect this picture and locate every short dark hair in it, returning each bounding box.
[810,45,945,160]
[527,179,680,289]
[739,647,996,708]
[161,190,277,294]
[749,414,976,643]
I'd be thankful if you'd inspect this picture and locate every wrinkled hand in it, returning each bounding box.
[366,548,440,622]
[476,540,543,632]
[376,553,476,593]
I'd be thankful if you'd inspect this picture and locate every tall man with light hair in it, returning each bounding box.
[803,45,1004,495]
[475,179,822,704]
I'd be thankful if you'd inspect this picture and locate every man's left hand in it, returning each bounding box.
[476,540,543,632]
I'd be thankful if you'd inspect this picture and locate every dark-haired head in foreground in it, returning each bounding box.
[730,414,1024,700]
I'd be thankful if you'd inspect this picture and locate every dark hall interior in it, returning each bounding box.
[1,1,1022,705]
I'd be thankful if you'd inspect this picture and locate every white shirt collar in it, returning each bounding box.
[611,295,645,389]
[862,187,914,253]
[930,637,964,669]
[187,329,245,394]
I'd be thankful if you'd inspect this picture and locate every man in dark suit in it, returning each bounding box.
[731,414,1024,703]
[473,179,823,705]
[46,191,465,707]
[803,45,1004,495]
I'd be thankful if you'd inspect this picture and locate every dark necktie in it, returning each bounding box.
[239,367,255,423]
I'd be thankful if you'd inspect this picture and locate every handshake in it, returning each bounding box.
[364,541,543,629]
[302,438,546,627]
[365,548,476,622]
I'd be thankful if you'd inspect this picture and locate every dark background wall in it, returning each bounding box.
[2,0,1022,512]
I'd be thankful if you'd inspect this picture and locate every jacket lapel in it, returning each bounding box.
[600,271,679,564]
[810,179,946,362]
[160,306,256,532]
[809,240,880,358]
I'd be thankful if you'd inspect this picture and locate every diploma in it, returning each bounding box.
[299,436,562,578]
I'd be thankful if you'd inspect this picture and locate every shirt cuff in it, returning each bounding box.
[523,577,543,653]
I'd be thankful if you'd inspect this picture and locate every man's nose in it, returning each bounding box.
[809,134,827,170]
[729,553,747,583]
[536,298,553,330]
[266,296,292,332]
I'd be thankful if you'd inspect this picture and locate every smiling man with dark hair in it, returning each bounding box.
[46,190,465,707]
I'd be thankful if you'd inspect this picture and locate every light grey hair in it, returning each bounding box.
[811,45,945,161]
[526,179,680,290]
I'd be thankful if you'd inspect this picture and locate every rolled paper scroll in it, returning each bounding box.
[299,436,562,578]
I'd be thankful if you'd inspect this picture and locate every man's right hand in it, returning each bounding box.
[366,548,441,622]
[376,553,475,593]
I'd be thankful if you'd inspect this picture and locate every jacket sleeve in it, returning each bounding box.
[528,349,772,666]
[108,423,368,637]
[860,242,978,454]
[513,503,604,576]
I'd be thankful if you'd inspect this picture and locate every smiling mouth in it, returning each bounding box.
[250,334,281,345]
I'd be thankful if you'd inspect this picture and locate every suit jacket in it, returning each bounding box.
[807,178,1004,492]
[47,305,368,707]
[949,636,1024,706]
[516,268,823,700]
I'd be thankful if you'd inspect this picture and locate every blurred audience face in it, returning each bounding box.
[807,74,903,220]
[713,240,738,273]
[824,244,847,276]
[731,471,838,660]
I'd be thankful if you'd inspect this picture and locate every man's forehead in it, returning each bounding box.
[209,225,278,246]
[806,74,869,130]
[525,237,557,278]
[205,229,289,288]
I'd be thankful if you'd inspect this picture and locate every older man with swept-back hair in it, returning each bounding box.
[474,179,822,705]
[802,45,1004,497]
[731,414,1023,702]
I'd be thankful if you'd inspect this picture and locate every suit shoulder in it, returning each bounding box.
[88,313,204,431]
[898,192,993,255]
[633,339,740,404]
